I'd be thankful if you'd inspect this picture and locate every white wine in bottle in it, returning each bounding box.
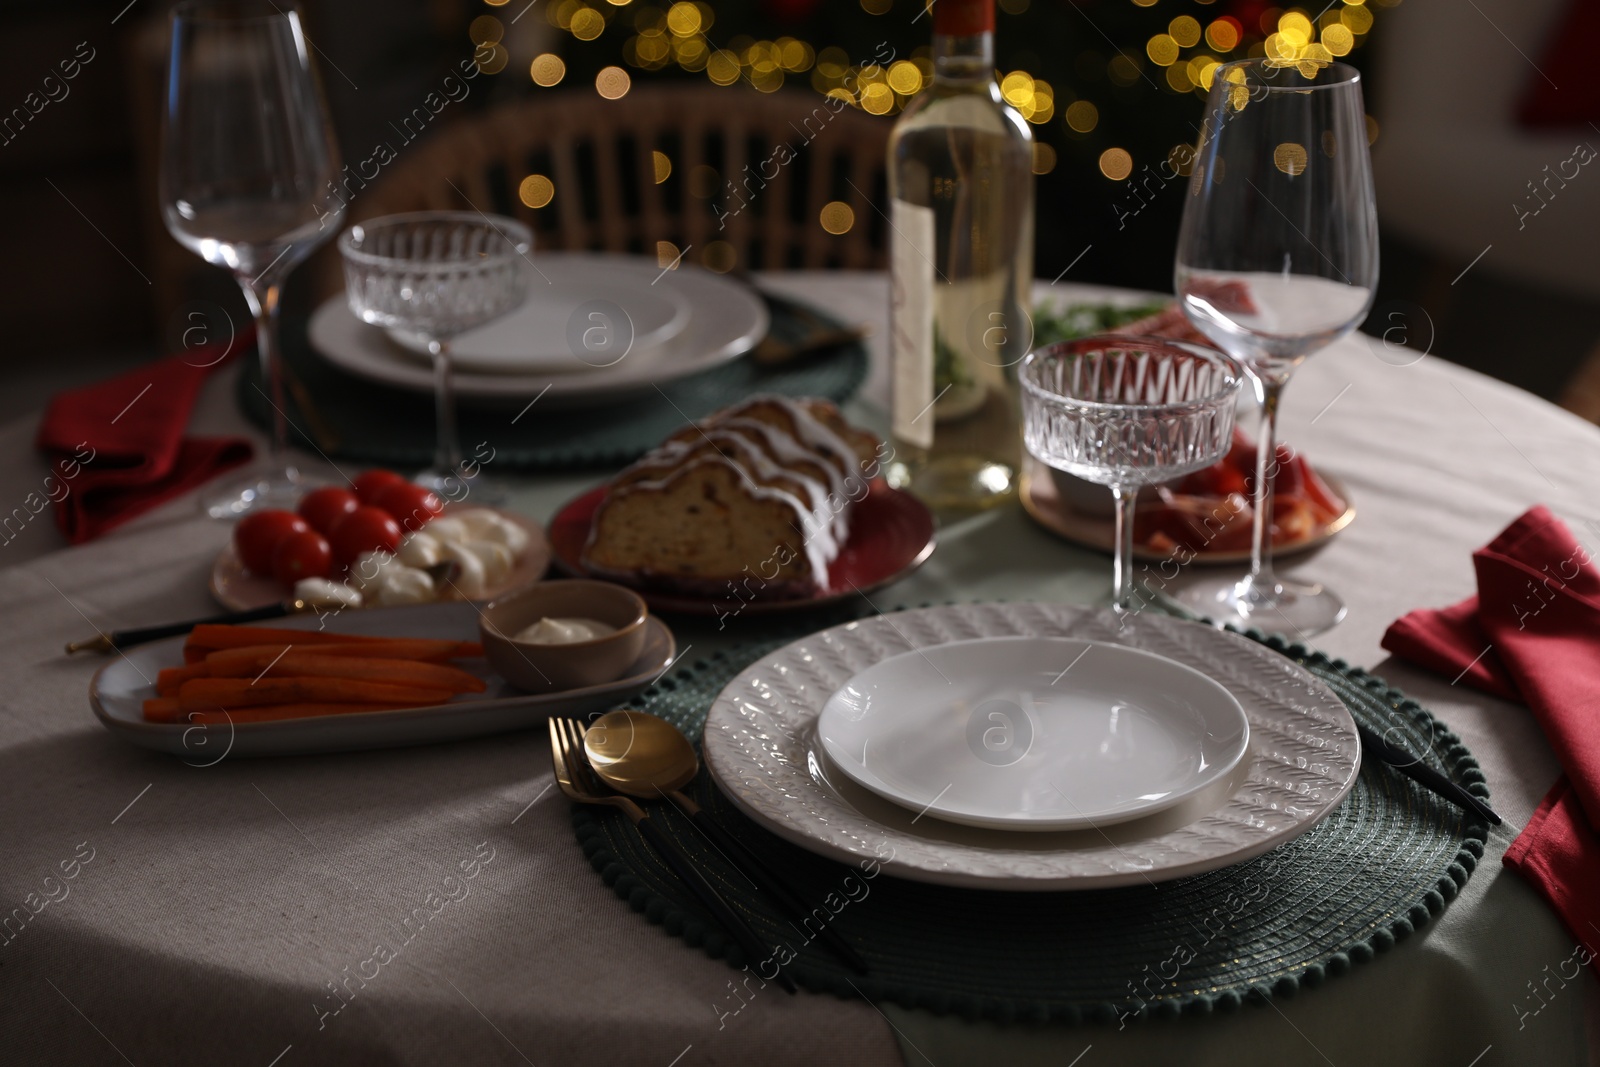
[886,0,1034,511]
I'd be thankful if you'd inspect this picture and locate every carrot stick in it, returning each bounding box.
[177,677,454,711]
[201,652,486,693]
[142,697,184,722]
[184,627,483,659]
[185,703,403,724]
[201,640,481,670]
[158,665,208,696]
[185,624,387,651]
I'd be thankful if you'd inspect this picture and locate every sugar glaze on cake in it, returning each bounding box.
[580,396,884,599]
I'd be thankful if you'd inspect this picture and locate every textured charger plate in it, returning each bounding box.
[571,604,1490,1021]
[239,293,867,471]
[312,255,764,396]
[706,603,1359,888]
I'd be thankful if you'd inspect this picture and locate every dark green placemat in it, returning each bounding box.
[572,610,1489,1024]
[237,296,868,471]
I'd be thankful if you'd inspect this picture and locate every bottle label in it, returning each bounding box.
[890,198,937,450]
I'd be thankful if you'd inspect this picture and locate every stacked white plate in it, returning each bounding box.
[309,253,768,406]
[702,602,1362,891]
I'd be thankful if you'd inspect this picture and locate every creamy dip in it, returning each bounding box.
[514,617,616,644]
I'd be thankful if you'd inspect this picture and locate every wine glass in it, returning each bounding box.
[160,0,345,518]
[338,212,532,504]
[1173,58,1378,635]
[1022,336,1242,616]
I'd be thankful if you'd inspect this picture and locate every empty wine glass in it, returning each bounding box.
[1022,336,1243,615]
[160,0,344,518]
[338,212,532,503]
[1173,58,1379,635]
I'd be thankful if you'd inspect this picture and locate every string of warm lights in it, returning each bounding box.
[473,0,1387,249]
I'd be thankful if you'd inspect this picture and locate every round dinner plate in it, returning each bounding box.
[816,636,1250,831]
[703,602,1361,890]
[210,509,551,612]
[385,262,690,374]
[308,254,768,404]
[547,481,935,617]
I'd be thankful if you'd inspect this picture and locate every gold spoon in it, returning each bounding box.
[585,709,869,973]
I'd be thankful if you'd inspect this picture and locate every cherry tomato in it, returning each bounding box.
[353,469,408,506]
[328,506,403,568]
[234,510,309,576]
[272,530,334,588]
[297,487,361,535]
[370,482,444,533]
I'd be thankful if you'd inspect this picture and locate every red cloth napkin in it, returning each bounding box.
[34,338,253,544]
[1382,506,1600,946]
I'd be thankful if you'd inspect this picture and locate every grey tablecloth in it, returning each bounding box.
[0,274,1596,1066]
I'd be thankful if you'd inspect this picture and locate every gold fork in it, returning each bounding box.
[547,717,798,993]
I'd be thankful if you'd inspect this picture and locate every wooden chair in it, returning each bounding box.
[315,84,892,296]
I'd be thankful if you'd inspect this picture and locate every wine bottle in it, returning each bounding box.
[886,0,1034,511]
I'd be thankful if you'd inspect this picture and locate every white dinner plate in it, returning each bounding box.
[308,254,768,405]
[89,602,675,759]
[703,603,1361,891]
[385,263,690,374]
[817,637,1249,831]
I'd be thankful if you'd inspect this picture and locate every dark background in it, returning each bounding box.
[3,0,1597,421]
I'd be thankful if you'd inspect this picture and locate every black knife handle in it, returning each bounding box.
[634,812,798,993]
[1358,723,1502,825]
[683,802,870,974]
[110,602,293,649]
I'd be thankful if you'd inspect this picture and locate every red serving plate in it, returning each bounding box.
[548,481,936,616]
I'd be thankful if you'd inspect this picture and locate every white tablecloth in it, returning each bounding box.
[1,273,1596,1066]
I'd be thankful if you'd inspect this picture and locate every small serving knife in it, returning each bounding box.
[66,598,337,654]
[65,561,460,654]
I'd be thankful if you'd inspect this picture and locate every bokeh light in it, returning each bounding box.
[701,240,737,272]
[1341,5,1374,34]
[469,15,504,45]
[571,8,605,41]
[1032,141,1057,174]
[1322,23,1354,54]
[666,1,702,36]
[1146,34,1180,66]
[706,49,741,85]
[888,60,923,95]
[530,53,566,86]
[1168,16,1201,47]
[820,201,855,234]
[1099,147,1133,181]
[1205,18,1240,51]
[1065,99,1099,133]
[1273,141,1308,175]
[474,42,508,74]
[518,175,554,209]
[596,66,631,99]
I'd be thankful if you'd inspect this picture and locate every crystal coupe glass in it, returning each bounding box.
[338,212,532,504]
[1022,336,1243,616]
